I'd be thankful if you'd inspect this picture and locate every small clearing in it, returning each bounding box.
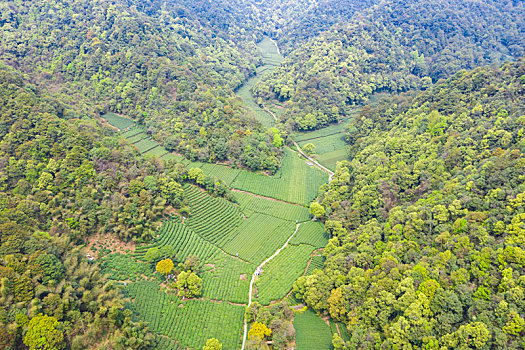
[86,232,135,259]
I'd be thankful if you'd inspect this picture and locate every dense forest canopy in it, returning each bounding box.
[0,65,168,348]
[295,58,525,349]
[254,0,525,130]
[0,0,284,172]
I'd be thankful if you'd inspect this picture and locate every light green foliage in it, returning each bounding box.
[175,271,202,298]
[145,247,163,263]
[309,202,325,218]
[301,143,316,156]
[203,338,222,350]
[24,314,64,350]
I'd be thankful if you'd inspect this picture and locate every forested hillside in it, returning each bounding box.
[254,0,525,130]
[0,64,191,348]
[294,58,525,349]
[0,0,283,171]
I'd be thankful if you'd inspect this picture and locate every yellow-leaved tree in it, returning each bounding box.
[248,321,271,345]
[156,258,174,275]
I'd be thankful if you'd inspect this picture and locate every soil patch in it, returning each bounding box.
[85,232,135,259]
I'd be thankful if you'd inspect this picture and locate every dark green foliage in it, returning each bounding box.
[0,65,174,348]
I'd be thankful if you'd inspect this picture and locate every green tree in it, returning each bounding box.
[203,338,222,350]
[302,143,316,156]
[175,271,202,298]
[144,247,162,263]
[310,202,325,218]
[24,314,64,350]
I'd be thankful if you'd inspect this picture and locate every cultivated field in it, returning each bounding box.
[102,112,135,130]
[293,309,333,350]
[100,38,334,350]
[296,121,349,171]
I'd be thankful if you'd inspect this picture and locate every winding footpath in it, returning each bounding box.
[241,223,302,350]
[238,37,336,350]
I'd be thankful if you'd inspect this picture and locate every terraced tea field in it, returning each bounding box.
[100,37,335,350]
[102,112,135,130]
[254,244,314,305]
[231,148,327,205]
[236,37,282,128]
[293,309,333,350]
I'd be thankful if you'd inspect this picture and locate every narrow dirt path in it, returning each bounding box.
[241,223,302,350]
[292,141,335,182]
[264,106,278,122]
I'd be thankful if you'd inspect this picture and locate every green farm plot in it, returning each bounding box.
[100,253,154,281]
[237,75,274,128]
[121,126,145,138]
[201,251,254,303]
[298,129,349,171]
[231,149,327,205]
[184,185,243,245]
[145,145,168,157]
[255,244,314,305]
[153,336,185,350]
[126,132,148,144]
[221,213,295,263]
[135,221,218,262]
[289,221,329,248]
[317,148,349,171]
[102,112,135,130]
[135,221,252,304]
[338,322,350,342]
[306,255,326,275]
[134,138,160,153]
[298,132,347,155]
[233,191,311,222]
[198,163,241,186]
[294,309,333,350]
[127,281,244,350]
[295,122,347,142]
